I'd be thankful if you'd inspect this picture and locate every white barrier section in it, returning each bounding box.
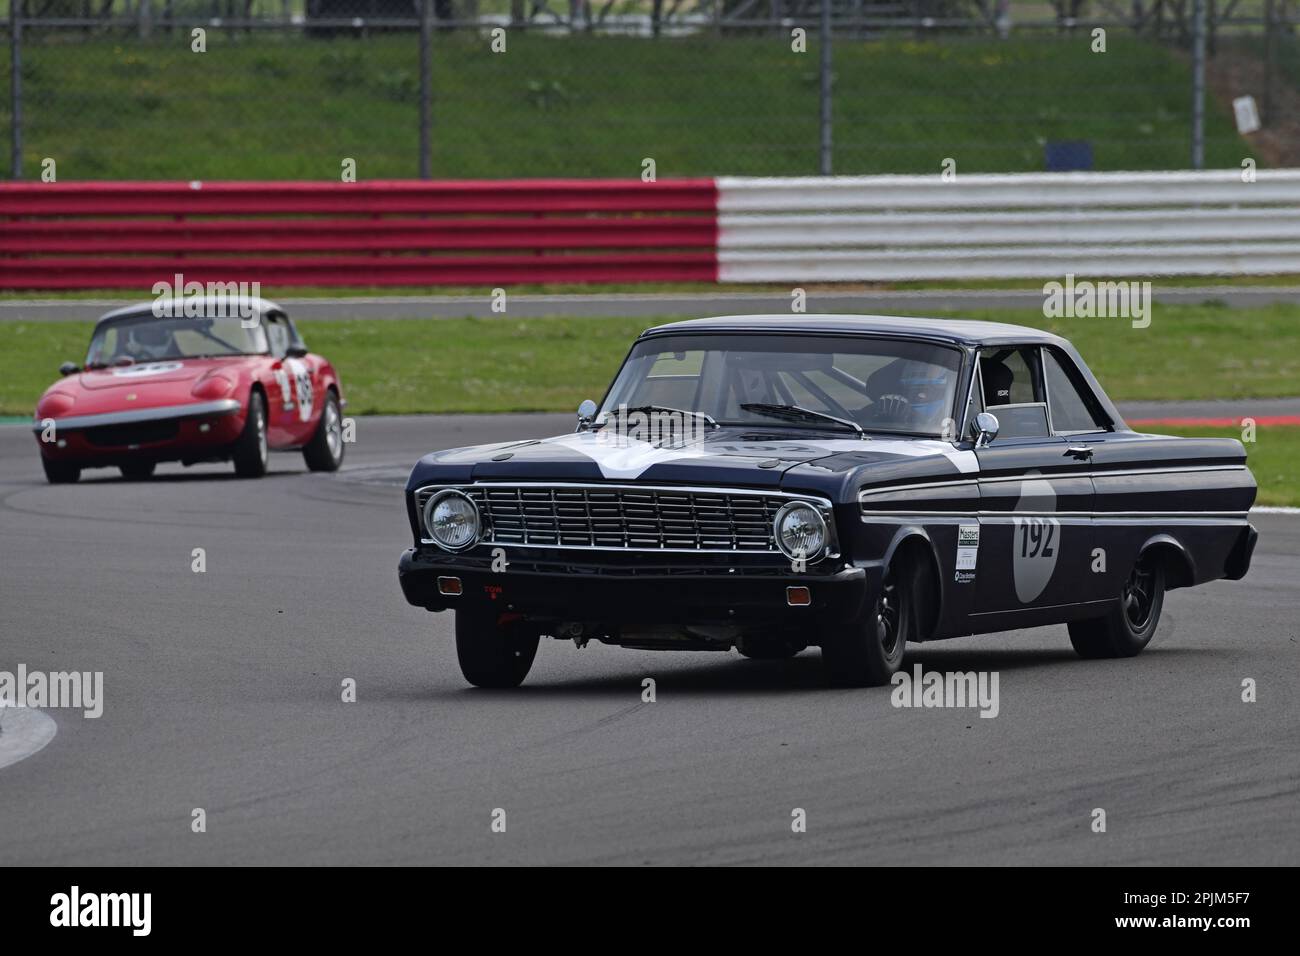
[717,170,1300,282]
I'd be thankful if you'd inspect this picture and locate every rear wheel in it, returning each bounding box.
[821,559,916,686]
[1068,557,1165,659]
[41,458,80,484]
[232,390,268,478]
[119,461,156,480]
[455,607,541,688]
[302,390,344,472]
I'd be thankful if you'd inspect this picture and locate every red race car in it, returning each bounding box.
[32,297,346,483]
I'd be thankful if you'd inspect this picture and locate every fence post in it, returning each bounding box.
[1264,0,1276,124]
[9,0,21,181]
[1190,0,1206,169]
[819,0,832,175]
[419,0,433,180]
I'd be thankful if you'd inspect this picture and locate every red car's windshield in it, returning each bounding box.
[86,315,269,368]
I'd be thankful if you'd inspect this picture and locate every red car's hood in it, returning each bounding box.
[76,357,253,391]
[39,356,258,420]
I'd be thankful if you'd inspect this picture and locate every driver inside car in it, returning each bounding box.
[119,323,180,362]
[863,359,952,433]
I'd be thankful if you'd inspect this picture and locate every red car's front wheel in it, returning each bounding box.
[232,391,268,478]
[41,457,81,485]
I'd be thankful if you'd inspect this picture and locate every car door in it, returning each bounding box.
[264,313,317,446]
[971,346,1095,615]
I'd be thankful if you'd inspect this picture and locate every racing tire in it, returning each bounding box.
[1069,557,1165,659]
[232,390,269,479]
[737,634,806,660]
[454,607,541,689]
[119,461,156,480]
[820,559,918,687]
[302,390,344,472]
[41,458,81,484]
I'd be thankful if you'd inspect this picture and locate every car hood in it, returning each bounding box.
[408,426,975,491]
[74,357,253,391]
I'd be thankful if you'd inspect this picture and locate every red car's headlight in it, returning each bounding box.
[191,373,235,400]
[36,392,75,418]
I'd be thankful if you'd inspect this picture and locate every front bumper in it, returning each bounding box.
[34,399,244,465]
[398,547,871,627]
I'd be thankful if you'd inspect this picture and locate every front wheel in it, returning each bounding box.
[1069,558,1165,659]
[302,390,344,472]
[231,390,268,478]
[820,560,916,686]
[454,607,541,688]
[41,458,81,484]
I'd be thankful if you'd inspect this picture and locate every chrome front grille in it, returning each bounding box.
[416,483,821,553]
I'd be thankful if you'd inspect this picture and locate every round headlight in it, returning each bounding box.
[774,501,828,561]
[424,490,480,551]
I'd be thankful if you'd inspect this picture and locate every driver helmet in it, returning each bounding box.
[899,362,951,422]
[125,323,175,361]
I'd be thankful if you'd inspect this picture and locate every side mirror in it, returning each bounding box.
[576,399,598,432]
[285,345,309,359]
[59,361,79,376]
[972,412,1000,448]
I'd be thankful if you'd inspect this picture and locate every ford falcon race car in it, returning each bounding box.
[398,315,1258,688]
[32,297,345,482]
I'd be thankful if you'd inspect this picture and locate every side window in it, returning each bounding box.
[977,346,1048,440]
[979,346,1043,407]
[1044,349,1106,433]
[265,316,290,358]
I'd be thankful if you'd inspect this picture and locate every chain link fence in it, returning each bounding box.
[3,1,1298,180]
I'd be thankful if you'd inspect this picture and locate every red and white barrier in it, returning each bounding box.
[0,179,718,289]
[3,171,1297,290]
[715,170,1300,282]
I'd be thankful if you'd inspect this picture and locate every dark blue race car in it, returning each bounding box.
[398,315,1258,688]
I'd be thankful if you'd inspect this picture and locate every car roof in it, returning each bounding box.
[95,295,285,327]
[640,314,1069,348]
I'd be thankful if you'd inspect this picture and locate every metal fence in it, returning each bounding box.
[4,1,1299,180]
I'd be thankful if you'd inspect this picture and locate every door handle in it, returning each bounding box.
[1065,445,1093,460]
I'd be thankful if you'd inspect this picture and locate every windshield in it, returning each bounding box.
[600,333,964,439]
[86,314,269,367]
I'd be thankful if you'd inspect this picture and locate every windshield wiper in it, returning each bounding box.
[740,403,865,438]
[600,404,719,430]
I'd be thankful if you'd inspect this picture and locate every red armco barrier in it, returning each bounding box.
[0,180,720,289]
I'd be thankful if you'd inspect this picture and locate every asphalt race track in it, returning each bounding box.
[1,414,1296,866]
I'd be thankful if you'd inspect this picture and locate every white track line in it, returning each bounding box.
[1252,506,1300,515]
[0,704,57,770]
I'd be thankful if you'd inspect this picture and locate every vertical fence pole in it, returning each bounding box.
[9,0,22,180]
[419,0,432,179]
[819,0,832,175]
[1263,0,1276,125]
[1191,0,1206,169]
